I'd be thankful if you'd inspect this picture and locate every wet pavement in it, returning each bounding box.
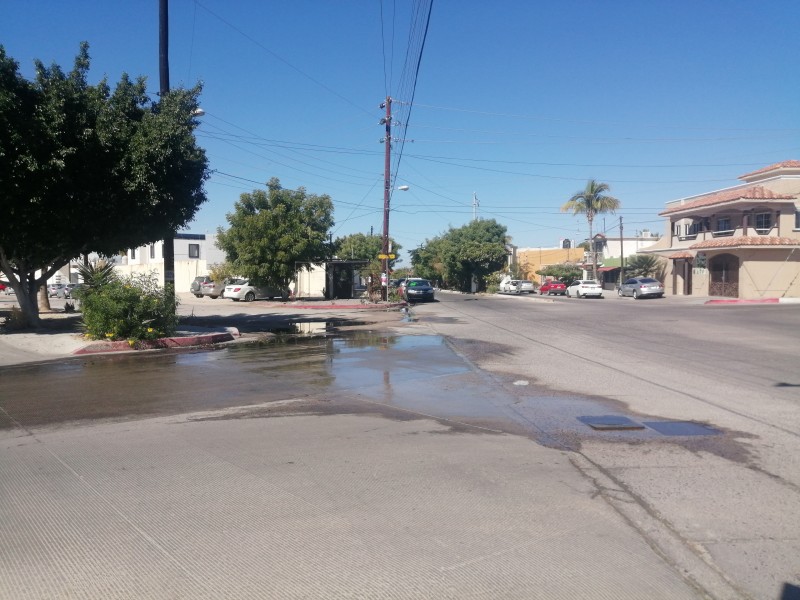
[2,294,798,599]
[0,329,711,599]
[0,331,736,458]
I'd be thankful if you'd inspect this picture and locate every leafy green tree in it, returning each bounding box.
[334,232,400,265]
[561,180,620,280]
[333,232,402,298]
[0,43,208,328]
[216,178,334,288]
[625,254,666,279]
[535,263,583,283]
[411,219,509,292]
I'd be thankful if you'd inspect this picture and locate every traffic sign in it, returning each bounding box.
[377,253,396,259]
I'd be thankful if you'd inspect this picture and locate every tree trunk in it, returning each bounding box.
[0,253,50,329]
[14,283,42,329]
[38,284,51,313]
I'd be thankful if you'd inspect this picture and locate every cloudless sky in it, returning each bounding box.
[4,1,800,263]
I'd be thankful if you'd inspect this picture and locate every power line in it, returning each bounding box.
[194,0,372,117]
[411,102,800,133]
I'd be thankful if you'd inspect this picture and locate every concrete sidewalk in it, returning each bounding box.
[0,298,407,367]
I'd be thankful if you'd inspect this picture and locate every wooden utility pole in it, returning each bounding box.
[159,0,175,307]
[381,97,392,301]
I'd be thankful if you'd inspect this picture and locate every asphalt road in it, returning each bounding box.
[1,290,798,599]
[418,291,800,599]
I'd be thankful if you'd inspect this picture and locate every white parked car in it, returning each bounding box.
[499,278,535,294]
[566,280,604,299]
[224,279,289,302]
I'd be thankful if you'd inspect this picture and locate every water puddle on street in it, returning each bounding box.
[0,332,734,456]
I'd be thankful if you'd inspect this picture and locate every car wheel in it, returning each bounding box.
[244,291,256,302]
[194,294,203,298]
[566,290,570,298]
[618,288,623,297]
[633,290,640,299]
[210,295,218,299]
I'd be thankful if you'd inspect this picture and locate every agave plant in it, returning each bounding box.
[75,259,118,295]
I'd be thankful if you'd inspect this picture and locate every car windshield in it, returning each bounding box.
[228,278,247,285]
[408,280,430,287]
[639,278,659,283]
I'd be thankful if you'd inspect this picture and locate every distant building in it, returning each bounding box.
[114,233,226,292]
[515,232,659,287]
[643,161,800,298]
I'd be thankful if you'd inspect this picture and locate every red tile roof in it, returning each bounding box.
[660,186,795,216]
[667,251,694,259]
[689,236,800,250]
[739,160,800,179]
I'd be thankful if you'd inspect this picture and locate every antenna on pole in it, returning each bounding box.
[472,192,479,220]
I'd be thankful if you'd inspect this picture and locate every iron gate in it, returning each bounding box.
[708,254,739,297]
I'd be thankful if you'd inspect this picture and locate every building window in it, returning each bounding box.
[679,222,700,239]
[130,248,136,260]
[754,212,771,233]
[716,217,731,231]
[150,244,155,259]
[795,210,800,230]
[188,243,200,259]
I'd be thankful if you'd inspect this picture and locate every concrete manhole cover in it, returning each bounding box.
[577,415,645,431]
[643,421,722,436]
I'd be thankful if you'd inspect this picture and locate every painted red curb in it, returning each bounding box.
[73,332,235,355]
[705,298,779,305]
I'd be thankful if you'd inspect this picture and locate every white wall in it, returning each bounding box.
[113,260,207,294]
[293,264,326,298]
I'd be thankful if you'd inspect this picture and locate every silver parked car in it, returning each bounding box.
[618,277,664,299]
[566,280,604,298]
[47,283,67,297]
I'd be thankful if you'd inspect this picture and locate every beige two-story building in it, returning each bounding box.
[645,160,800,299]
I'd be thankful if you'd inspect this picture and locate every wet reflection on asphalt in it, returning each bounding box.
[0,333,738,455]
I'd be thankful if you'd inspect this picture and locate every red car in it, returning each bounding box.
[539,280,566,296]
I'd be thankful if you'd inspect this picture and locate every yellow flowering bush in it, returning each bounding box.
[80,273,178,341]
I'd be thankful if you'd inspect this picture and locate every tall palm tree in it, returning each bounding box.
[561,180,620,280]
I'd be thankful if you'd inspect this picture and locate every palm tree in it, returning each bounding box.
[626,254,665,279]
[561,180,620,280]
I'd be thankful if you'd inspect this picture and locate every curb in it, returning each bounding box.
[73,330,238,355]
[705,298,779,305]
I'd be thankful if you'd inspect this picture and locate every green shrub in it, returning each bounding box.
[80,273,179,341]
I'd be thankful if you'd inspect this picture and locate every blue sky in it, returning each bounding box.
[4,1,800,263]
